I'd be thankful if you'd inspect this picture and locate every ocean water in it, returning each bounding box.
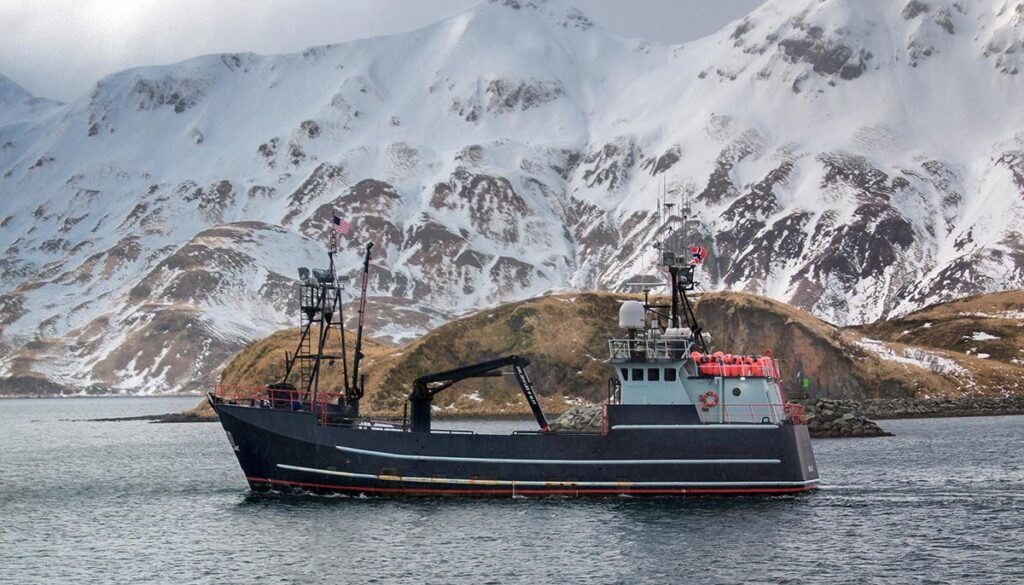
[1,397,1021,585]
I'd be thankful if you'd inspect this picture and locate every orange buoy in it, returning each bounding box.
[741,356,755,377]
[750,357,765,377]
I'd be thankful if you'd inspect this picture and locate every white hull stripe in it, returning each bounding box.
[335,445,780,465]
[278,463,819,488]
[612,424,780,431]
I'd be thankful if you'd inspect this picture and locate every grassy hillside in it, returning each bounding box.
[852,290,1024,367]
[192,290,1024,418]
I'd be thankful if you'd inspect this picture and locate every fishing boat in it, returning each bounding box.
[209,233,819,497]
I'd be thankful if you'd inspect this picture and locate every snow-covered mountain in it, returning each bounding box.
[3,0,1024,394]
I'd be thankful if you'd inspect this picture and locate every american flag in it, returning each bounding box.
[332,215,350,235]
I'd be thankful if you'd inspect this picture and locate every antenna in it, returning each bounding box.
[657,183,661,227]
[682,180,690,248]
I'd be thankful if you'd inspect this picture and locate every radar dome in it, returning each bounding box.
[619,301,645,330]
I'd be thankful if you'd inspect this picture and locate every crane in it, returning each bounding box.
[408,355,550,433]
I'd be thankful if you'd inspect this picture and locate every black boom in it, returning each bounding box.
[408,355,550,433]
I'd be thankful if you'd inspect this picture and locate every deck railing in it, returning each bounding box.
[607,337,692,361]
[607,341,784,383]
[694,403,784,424]
[784,403,807,425]
[693,402,807,425]
[210,384,405,429]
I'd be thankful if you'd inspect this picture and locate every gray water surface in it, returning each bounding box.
[1,397,1022,584]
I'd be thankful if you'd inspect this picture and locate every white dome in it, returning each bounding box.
[618,301,645,330]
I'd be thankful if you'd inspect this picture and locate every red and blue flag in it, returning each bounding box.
[691,245,707,264]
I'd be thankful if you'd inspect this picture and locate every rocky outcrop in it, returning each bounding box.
[798,399,892,438]
[549,405,604,433]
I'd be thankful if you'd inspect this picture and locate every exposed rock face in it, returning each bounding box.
[778,31,870,81]
[4,0,1024,394]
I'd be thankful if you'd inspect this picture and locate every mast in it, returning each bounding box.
[349,242,373,405]
[657,197,710,354]
[338,290,349,394]
[330,230,350,395]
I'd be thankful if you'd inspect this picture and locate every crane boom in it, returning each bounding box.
[408,355,550,433]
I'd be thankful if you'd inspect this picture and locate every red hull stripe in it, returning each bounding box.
[245,476,818,496]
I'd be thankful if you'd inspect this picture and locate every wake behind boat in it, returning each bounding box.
[209,227,819,497]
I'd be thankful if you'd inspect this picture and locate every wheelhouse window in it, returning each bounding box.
[648,368,660,381]
[664,368,677,382]
[631,368,644,381]
[620,368,628,381]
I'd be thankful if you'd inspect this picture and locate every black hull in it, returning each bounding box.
[213,401,819,497]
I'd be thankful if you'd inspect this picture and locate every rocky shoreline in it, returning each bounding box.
[825,396,1024,420]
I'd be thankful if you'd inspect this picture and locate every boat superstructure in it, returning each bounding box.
[209,224,819,497]
[607,260,791,426]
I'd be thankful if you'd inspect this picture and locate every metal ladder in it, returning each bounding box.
[297,285,316,394]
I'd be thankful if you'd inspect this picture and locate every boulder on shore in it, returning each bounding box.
[549,405,605,433]
[800,398,893,438]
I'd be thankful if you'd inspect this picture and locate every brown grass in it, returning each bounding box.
[853,289,1024,368]
[192,290,1024,417]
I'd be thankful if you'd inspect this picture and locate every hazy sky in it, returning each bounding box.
[0,0,763,102]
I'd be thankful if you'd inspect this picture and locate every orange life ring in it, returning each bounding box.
[700,390,720,409]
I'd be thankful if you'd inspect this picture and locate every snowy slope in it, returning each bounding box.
[0,72,62,128]
[2,0,1024,394]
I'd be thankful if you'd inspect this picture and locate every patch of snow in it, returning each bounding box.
[967,331,1000,341]
[856,338,967,376]
[903,348,969,377]
[959,311,1024,320]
